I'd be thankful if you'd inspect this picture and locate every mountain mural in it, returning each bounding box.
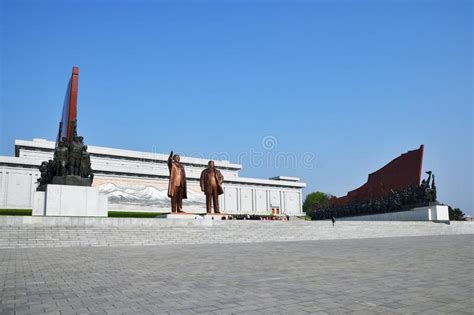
[98,183,206,208]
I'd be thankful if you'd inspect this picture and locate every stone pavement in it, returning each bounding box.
[0,234,473,314]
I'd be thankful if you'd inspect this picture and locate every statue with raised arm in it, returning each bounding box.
[422,171,435,203]
[200,160,224,214]
[431,174,437,202]
[425,171,433,186]
[167,151,187,213]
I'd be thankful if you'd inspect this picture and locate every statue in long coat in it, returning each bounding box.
[200,161,224,214]
[167,151,187,213]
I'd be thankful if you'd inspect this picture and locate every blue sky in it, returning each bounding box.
[1,0,472,214]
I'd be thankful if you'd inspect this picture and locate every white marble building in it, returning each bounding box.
[0,139,306,215]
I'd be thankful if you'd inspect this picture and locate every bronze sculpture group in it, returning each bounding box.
[311,171,438,220]
[37,135,94,191]
[167,151,224,214]
[38,143,224,213]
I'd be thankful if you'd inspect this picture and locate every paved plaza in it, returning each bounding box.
[0,234,473,315]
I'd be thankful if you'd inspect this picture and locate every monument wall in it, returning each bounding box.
[330,145,424,206]
[311,145,438,221]
[0,139,305,215]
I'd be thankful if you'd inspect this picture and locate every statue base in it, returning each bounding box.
[51,175,92,186]
[38,175,92,192]
[338,205,449,222]
[165,213,232,221]
[33,184,108,217]
[203,213,228,220]
[166,213,205,220]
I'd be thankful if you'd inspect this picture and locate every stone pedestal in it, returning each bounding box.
[51,175,92,186]
[423,204,449,221]
[166,213,204,220]
[203,214,228,220]
[33,184,108,217]
[339,205,450,222]
[32,191,46,216]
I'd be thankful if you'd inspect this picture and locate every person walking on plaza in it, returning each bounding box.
[332,216,336,227]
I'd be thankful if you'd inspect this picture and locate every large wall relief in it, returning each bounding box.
[93,177,206,213]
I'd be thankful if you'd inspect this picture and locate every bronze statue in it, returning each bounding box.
[69,136,84,176]
[38,161,49,187]
[46,159,54,181]
[80,145,92,179]
[200,161,224,214]
[37,160,54,191]
[167,151,187,213]
[55,142,69,176]
[37,134,93,191]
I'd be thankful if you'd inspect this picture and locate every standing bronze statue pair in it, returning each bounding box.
[167,151,224,214]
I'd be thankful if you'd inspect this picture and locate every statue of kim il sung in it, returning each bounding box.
[167,151,187,213]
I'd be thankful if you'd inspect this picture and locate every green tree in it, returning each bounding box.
[303,191,334,214]
[448,206,466,221]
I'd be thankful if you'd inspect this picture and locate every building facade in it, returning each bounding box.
[0,139,306,216]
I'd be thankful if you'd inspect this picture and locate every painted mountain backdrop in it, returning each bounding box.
[98,183,206,208]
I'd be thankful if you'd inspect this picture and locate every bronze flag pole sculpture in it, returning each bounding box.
[37,67,94,191]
